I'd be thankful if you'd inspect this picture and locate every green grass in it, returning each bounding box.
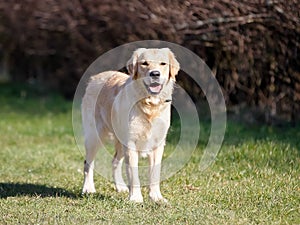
[0,83,299,224]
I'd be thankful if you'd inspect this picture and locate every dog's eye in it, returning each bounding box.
[160,62,167,66]
[142,61,149,66]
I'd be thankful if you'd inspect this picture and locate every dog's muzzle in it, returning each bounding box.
[143,70,164,95]
[145,82,163,95]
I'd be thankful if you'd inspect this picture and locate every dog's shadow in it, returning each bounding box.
[0,182,77,198]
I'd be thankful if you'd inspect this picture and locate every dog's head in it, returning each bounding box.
[126,48,180,95]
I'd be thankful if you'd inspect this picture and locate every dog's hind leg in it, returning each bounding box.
[82,132,100,194]
[112,140,129,192]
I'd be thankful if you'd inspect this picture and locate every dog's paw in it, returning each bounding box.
[82,185,96,194]
[149,191,168,203]
[116,184,129,193]
[129,194,144,203]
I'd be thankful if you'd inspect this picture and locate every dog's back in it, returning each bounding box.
[82,71,129,144]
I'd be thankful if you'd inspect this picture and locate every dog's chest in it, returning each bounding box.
[128,107,170,153]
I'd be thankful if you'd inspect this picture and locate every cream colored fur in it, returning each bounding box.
[82,48,180,202]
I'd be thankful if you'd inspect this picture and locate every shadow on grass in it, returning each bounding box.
[0,183,77,199]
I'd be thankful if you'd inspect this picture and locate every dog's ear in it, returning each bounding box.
[167,49,180,80]
[127,48,146,80]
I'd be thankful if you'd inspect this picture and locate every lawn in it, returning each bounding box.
[0,84,299,224]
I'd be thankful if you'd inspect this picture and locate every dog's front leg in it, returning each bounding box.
[124,147,143,202]
[148,145,167,202]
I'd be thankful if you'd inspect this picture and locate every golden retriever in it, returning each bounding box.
[81,48,180,202]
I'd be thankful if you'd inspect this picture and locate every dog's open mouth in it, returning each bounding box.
[144,82,163,95]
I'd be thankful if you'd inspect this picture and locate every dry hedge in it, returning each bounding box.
[0,0,299,122]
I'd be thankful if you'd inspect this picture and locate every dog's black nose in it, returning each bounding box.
[149,71,160,77]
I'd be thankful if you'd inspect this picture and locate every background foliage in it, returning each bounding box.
[0,0,299,122]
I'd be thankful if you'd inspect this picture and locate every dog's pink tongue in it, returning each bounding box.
[149,84,162,93]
